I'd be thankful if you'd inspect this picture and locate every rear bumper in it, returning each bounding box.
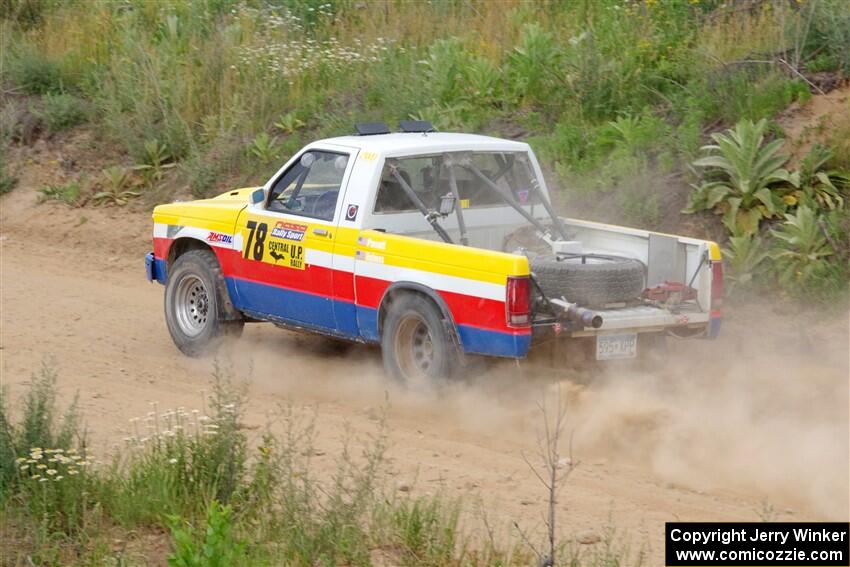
[145,252,167,284]
[532,304,718,342]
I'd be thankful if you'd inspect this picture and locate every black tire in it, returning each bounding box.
[164,249,244,357]
[381,294,459,383]
[531,254,645,306]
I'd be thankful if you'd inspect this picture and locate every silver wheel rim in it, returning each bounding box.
[174,275,210,337]
[394,314,434,380]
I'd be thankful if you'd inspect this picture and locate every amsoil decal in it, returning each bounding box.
[271,221,307,242]
[206,231,234,244]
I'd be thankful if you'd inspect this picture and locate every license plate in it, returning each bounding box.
[596,332,638,360]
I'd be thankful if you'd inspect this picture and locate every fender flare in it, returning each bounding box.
[377,281,464,353]
[166,237,243,322]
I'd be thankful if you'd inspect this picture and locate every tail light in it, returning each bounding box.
[506,276,531,327]
[710,261,724,313]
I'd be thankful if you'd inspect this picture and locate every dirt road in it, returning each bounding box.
[2,158,848,561]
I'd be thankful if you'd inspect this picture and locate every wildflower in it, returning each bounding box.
[36,464,47,470]
[31,475,41,480]
[15,457,25,464]
[39,478,48,483]
[46,469,57,476]
[168,458,178,464]
[54,476,63,481]
[68,469,79,476]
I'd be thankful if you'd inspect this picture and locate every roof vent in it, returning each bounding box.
[398,120,436,133]
[354,122,391,136]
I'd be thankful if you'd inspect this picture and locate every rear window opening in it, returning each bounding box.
[373,151,540,214]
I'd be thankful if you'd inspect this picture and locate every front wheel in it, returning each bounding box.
[381,294,459,384]
[164,249,243,356]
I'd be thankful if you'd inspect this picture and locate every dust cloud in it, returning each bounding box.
[217,302,849,520]
[567,308,849,520]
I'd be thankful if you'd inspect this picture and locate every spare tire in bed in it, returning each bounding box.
[530,254,645,306]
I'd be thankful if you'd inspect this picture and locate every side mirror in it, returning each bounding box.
[250,188,266,205]
[439,192,457,216]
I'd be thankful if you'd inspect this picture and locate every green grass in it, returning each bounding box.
[33,93,89,134]
[1,0,847,298]
[0,363,647,566]
[37,181,81,205]
[2,0,844,204]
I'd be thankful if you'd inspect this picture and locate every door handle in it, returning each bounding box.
[312,228,329,237]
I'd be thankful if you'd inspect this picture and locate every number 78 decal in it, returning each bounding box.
[243,220,305,270]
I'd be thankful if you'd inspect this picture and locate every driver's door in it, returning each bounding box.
[231,147,357,333]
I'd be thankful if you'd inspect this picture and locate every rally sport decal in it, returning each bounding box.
[243,220,305,270]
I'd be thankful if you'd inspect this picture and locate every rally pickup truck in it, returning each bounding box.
[146,121,723,382]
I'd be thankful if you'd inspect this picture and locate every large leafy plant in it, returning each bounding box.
[686,119,794,235]
[786,144,848,211]
[770,205,835,288]
[721,234,771,293]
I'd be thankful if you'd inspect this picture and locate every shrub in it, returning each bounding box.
[0,363,84,509]
[0,144,17,195]
[722,234,771,294]
[38,181,81,205]
[104,365,248,526]
[15,445,94,536]
[389,496,461,566]
[770,205,836,292]
[6,50,64,94]
[133,139,177,188]
[805,0,850,74]
[91,166,141,206]
[507,23,562,110]
[167,500,246,567]
[274,112,305,135]
[0,0,57,29]
[788,145,849,212]
[686,118,793,235]
[33,93,88,134]
[247,132,281,165]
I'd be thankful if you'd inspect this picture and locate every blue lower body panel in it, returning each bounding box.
[145,252,167,285]
[457,325,532,358]
[708,316,722,339]
[224,276,531,358]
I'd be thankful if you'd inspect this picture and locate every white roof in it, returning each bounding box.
[309,132,530,156]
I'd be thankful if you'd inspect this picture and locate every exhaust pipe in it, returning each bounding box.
[549,298,603,329]
[566,305,603,329]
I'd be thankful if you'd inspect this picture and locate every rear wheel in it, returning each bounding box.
[164,249,243,356]
[381,294,459,384]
